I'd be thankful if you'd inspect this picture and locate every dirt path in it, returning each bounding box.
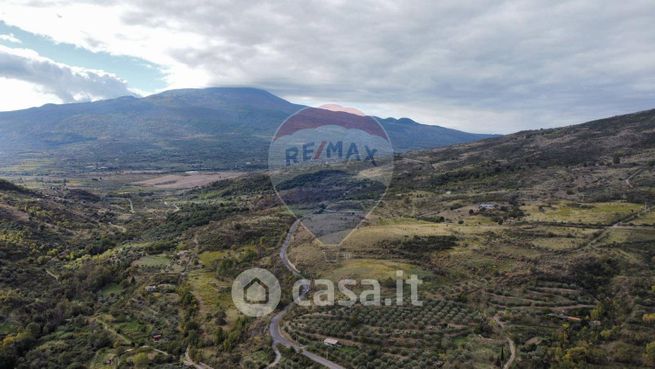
[92,317,131,345]
[141,345,170,356]
[492,315,516,369]
[108,222,127,232]
[279,220,302,276]
[625,167,643,189]
[107,197,135,214]
[503,336,517,369]
[163,200,180,213]
[578,205,650,250]
[45,269,59,282]
[183,346,215,369]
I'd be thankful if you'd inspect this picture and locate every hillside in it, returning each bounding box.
[0,180,135,369]
[281,108,655,369]
[0,87,494,175]
[394,108,655,203]
[0,109,654,369]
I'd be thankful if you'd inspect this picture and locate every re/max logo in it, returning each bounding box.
[285,141,378,166]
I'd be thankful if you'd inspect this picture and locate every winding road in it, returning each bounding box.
[279,220,302,277]
[268,220,346,369]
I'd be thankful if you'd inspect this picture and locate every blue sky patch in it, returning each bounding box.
[0,21,165,94]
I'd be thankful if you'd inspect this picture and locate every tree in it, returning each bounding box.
[644,342,655,367]
[132,352,149,368]
[215,327,226,345]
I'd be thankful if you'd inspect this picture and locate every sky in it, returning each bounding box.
[0,1,654,134]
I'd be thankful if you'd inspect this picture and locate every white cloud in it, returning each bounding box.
[0,77,61,111]
[1,0,655,132]
[0,45,134,104]
[0,33,20,43]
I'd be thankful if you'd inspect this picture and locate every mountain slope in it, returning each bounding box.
[395,108,655,201]
[0,109,654,368]
[349,109,655,369]
[0,87,494,174]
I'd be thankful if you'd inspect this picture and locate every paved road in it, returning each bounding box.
[268,219,346,369]
[268,305,299,367]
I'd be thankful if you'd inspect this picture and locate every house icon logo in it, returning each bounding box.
[244,277,269,304]
[232,268,281,317]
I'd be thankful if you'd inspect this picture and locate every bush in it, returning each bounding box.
[644,342,655,367]
[643,313,655,325]
[132,352,150,368]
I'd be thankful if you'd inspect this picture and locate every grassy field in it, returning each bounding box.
[633,207,655,225]
[340,221,497,251]
[602,227,655,244]
[187,270,239,327]
[198,250,228,267]
[324,258,431,281]
[522,201,642,224]
[132,254,171,267]
[100,283,123,297]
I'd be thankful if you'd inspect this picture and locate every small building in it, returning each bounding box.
[152,334,162,342]
[479,203,498,211]
[323,338,340,347]
[145,285,157,293]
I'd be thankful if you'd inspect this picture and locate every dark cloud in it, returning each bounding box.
[3,0,655,132]
[114,0,655,132]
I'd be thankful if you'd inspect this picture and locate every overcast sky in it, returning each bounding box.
[1,1,654,133]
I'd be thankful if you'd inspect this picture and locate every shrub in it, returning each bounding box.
[643,313,655,325]
[644,342,655,367]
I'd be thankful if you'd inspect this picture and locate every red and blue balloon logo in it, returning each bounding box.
[269,105,394,248]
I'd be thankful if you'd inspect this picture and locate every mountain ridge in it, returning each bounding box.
[0,87,495,174]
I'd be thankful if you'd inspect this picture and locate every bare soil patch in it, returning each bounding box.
[133,171,245,189]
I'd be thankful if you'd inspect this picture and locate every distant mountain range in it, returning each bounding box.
[0,87,495,174]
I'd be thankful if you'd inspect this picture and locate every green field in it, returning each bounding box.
[522,201,642,224]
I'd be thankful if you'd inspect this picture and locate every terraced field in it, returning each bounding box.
[284,301,490,369]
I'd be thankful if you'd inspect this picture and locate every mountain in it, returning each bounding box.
[0,87,495,175]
